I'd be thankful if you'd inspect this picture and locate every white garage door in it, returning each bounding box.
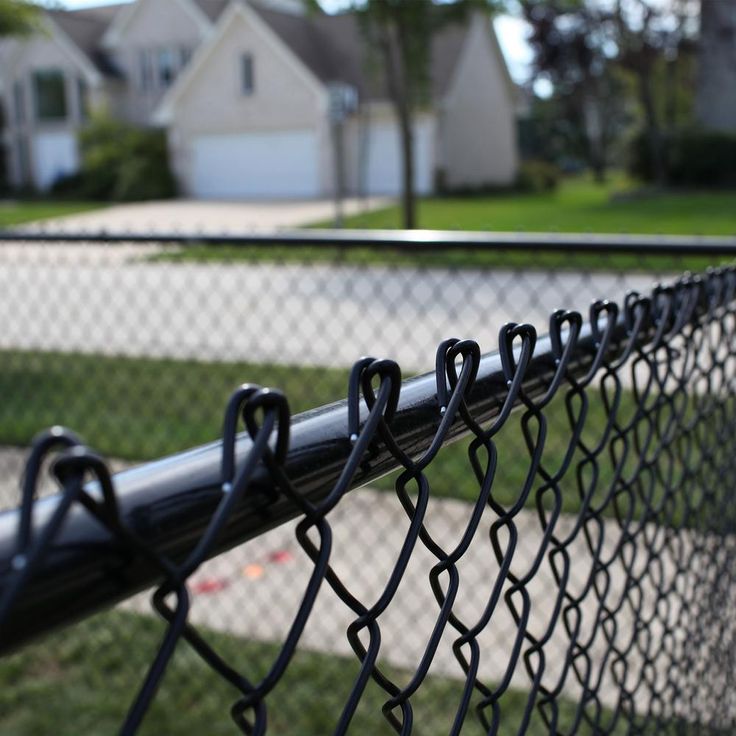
[32,131,79,191]
[190,130,320,199]
[365,118,435,196]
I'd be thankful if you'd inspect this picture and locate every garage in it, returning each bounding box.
[364,118,435,196]
[189,130,320,199]
[32,131,79,191]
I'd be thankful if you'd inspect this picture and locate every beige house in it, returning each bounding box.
[0,0,519,199]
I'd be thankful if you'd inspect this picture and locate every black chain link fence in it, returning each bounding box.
[1,231,736,735]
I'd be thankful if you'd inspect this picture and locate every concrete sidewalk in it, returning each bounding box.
[18,197,390,235]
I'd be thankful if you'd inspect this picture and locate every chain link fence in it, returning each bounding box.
[1,230,735,735]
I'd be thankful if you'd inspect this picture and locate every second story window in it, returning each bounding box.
[13,80,25,126]
[32,70,67,122]
[139,49,155,92]
[158,48,177,89]
[241,54,255,96]
[139,47,193,93]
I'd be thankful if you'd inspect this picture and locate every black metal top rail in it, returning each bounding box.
[0,264,724,653]
[2,228,736,255]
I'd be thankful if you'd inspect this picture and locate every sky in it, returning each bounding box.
[55,0,535,83]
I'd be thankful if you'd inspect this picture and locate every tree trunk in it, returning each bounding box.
[378,17,417,230]
[582,89,607,183]
[396,99,416,229]
[638,68,667,186]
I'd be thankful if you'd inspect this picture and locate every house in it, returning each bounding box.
[0,0,519,199]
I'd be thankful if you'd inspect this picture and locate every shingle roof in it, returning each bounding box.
[247,3,470,101]
[45,0,471,100]
[192,0,230,23]
[47,7,125,77]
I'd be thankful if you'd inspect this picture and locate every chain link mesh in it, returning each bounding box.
[0,236,735,735]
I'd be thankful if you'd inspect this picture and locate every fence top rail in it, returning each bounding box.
[1,228,736,255]
[1,264,731,653]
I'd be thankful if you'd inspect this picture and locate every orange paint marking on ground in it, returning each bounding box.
[242,564,265,580]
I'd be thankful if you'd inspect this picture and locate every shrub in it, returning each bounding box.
[516,159,561,193]
[73,113,177,201]
[630,129,736,187]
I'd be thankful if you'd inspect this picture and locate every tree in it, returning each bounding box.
[520,0,699,185]
[611,0,699,185]
[309,0,501,229]
[517,0,625,181]
[0,0,40,37]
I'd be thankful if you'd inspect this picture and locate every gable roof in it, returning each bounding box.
[101,0,214,48]
[11,1,496,105]
[47,8,125,78]
[192,0,230,23]
[186,1,471,102]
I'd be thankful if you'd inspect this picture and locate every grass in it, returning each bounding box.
[331,177,736,235]
[0,609,646,735]
[0,350,350,462]
[150,240,730,275]
[152,177,736,272]
[0,348,721,530]
[0,201,103,228]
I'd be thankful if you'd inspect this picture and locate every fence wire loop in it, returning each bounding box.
[2,263,736,735]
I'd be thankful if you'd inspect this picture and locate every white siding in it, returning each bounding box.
[361,115,435,196]
[104,0,209,125]
[439,14,518,189]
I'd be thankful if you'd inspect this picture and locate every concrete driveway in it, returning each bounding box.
[21,197,391,235]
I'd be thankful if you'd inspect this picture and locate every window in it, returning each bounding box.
[32,70,67,122]
[241,54,255,96]
[158,48,177,89]
[139,47,192,93]
[139,49,155,92]
[179,46,193,70]
[13,81,25,126]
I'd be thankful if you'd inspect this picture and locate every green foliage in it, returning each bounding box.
[516,159,561,193]
[630,128,736,188]
[0,0,39,37]
[73,113,177,202]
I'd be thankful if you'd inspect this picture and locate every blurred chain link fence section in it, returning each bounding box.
[0,231,736,735]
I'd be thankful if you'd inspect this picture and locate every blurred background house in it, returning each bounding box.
[0,0,519,199]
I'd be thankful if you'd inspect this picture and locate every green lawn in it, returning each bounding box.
[0,349,721,529]
[0,201,102,228]
[0,350,350,462]
[0,609,649,735]
[154,178,736,271]
[333,177,736,235]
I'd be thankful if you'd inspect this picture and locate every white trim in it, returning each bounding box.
[102,0,213,49]
[2,15,102,88]
[154,2,327,125]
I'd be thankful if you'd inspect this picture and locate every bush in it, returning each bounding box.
[72,114,177,201]
[516,159,561,193]
[630,129,736,188]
